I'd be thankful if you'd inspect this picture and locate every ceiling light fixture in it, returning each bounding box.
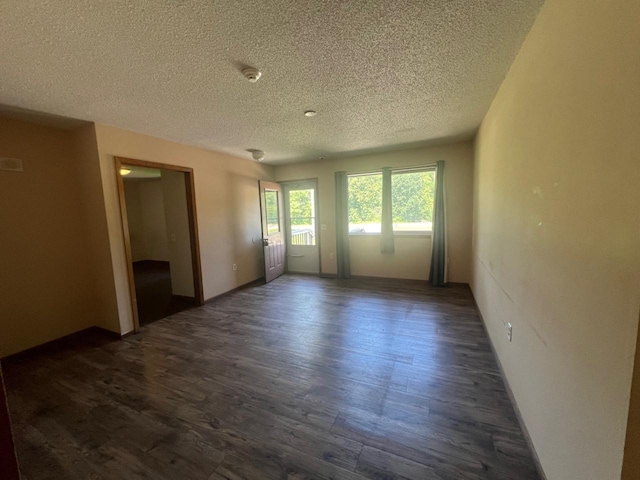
[242,67,262,83]
[247,149,265,162]
[120,167,131,176]
[304,110,317,117]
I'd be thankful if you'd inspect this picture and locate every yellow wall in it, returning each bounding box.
[93,124,274,334]
[274,141,473,282]
[124,179,170,262]
[472,1,640,478]
[70,124,121,333]
[0,119,98,357]
[160,170,195,297]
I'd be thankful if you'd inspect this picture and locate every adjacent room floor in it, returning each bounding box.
[133,260,196,326]
[3,276,540,479]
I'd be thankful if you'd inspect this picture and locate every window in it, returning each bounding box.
[348,173,382,233]
[391,170,435,233]
[264,190,280,234]
[348,168,435,235]
[288,188,316,245]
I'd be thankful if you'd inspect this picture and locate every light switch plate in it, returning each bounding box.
[0,157,23,172]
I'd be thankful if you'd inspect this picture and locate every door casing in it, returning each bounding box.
[115,156,205,332]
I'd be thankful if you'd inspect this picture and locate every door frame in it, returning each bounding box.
[114,156,205,332]
[280,178,322,275]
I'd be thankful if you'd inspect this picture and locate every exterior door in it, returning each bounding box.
[259,181,285,282]
[283,180,320,274]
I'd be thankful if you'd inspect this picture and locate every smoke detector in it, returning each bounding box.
[242,67,262,83]
[247,149,265,162]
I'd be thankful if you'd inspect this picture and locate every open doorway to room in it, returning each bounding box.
[115,158,204,330]
[282,179,320,274]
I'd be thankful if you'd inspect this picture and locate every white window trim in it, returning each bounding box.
[347,166,436,237]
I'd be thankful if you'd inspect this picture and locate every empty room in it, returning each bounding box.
[0,1,639,479]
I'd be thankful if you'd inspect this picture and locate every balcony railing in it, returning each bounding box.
[290,217,315,245]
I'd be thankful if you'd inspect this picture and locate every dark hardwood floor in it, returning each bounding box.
[133,260,195,326]
[4,275,540,479]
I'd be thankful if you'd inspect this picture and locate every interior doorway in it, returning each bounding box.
[115,157,204,331]
[282,179,320,274]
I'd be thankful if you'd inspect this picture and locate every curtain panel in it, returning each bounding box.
[380,167,395,254]
[428,160,447,286]
[335,171,351,278]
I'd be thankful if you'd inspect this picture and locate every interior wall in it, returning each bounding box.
[471,1,640,478]
[161,170,194,297]
[93,123,274,334]
[70,124,121,334]
[273,141,473,282]
[0,118,97,357]
[124,179,170,263]
[123,180,145,262]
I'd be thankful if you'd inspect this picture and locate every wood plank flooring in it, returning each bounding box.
[3,275,541,479]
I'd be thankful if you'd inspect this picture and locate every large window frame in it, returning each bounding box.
[347,166,436,237]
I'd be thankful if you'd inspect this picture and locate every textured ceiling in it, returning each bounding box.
[0,0,543,164]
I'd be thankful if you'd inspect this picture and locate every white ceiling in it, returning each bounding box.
[0,0,543,164]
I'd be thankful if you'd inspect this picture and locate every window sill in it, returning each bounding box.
[348,233,433,237]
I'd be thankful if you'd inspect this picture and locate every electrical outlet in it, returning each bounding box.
[329,252,334,260]
[232,264,237,271]
[507,323,513,342]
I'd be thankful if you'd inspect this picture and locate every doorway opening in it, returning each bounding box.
[283,179,320,274]
[115,157,204,330]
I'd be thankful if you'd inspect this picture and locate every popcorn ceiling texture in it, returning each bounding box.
[0,0,543,164]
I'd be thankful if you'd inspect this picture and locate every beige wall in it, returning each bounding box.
[274,141,473,283]
[124,179,170,262]
[471,1,640,478]
[161,170,194,297]
[70,124,121,333]
[0,119,97,357]
[93,124,274,334]
[124,180,145,262]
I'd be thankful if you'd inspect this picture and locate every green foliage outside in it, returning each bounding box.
[391,171,435,223]
[348,171,434,224]
[288,189,314,226]
[265,190,279,233]
[348,175,382,224]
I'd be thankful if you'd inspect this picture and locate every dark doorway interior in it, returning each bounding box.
[132,260,195,326]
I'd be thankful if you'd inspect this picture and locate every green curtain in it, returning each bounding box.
[380,167,395,254]
[429,160,447,286]
[335,171,351,278]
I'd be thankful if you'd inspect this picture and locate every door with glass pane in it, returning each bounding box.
[283,180,320,274]
[259,181,285,282]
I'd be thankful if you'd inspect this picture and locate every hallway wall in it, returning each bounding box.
[93,124,275,334]
[0,118,98,357]
[471,0,640,478]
